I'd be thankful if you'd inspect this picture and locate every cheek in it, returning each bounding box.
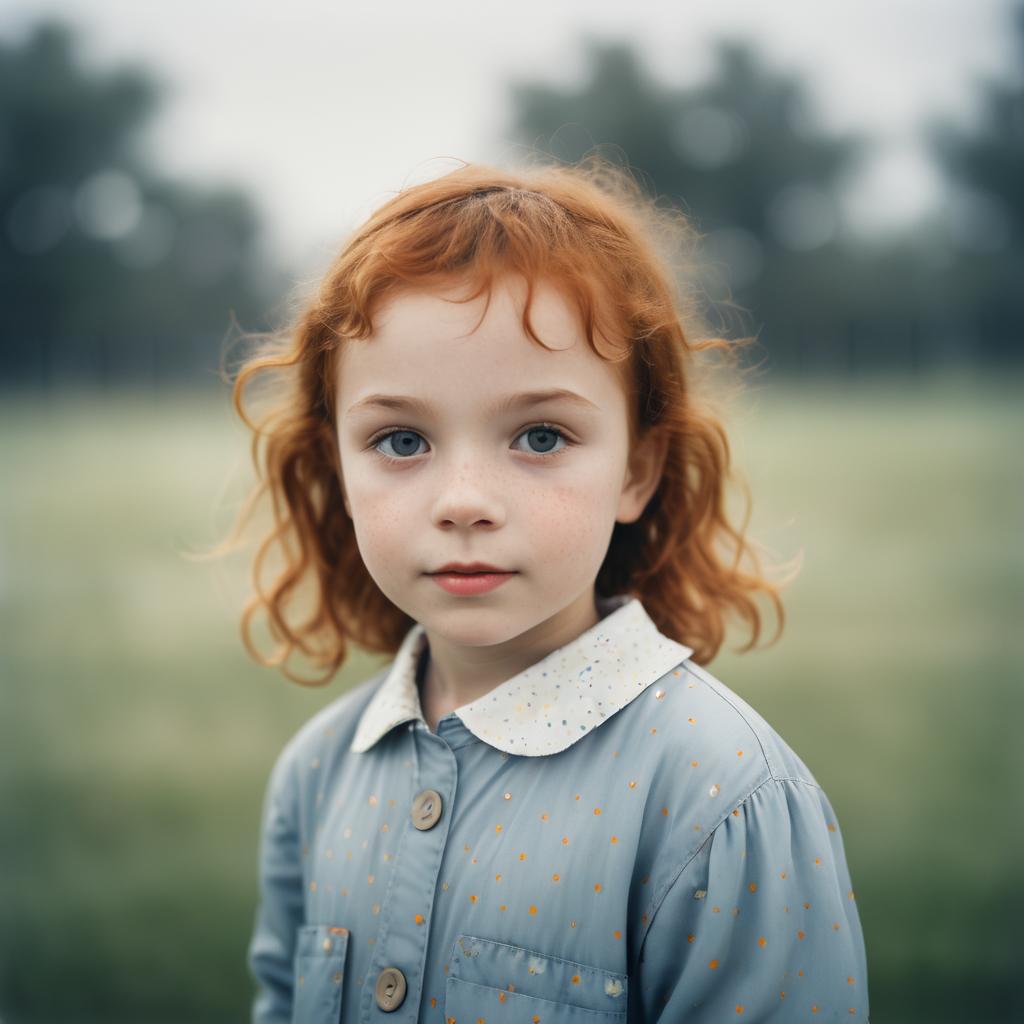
[524,469,620,553]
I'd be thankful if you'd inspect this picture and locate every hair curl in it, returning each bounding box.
[209,155,798,685]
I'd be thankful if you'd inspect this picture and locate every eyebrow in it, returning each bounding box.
[344,388,602,418]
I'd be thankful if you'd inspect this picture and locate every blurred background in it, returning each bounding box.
[1,0,1021,1021]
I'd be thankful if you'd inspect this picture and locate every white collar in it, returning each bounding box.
[350,594,693,757]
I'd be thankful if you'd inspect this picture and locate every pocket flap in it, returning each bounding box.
[292,924,349,1024]
[449,933,627,1012]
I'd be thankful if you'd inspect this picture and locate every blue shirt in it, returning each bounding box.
[248,594,869,1022]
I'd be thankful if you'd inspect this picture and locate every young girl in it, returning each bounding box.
[229,158,869,1022]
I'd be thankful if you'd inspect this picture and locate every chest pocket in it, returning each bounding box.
[292,923,349,1024]
[445,933,627,1022]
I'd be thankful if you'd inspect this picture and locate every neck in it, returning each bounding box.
[418,588,603,718]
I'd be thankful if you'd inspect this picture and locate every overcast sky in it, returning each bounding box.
[2,0,1017,273]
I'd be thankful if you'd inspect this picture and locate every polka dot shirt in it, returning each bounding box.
[248,594,869,1022]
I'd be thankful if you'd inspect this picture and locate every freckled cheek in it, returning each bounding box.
[521,478,612,558]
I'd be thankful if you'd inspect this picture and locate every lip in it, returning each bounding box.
[429,562,511,574]
[428,566,517,596]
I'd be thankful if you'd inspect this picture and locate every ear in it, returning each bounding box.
[616,427,669,524]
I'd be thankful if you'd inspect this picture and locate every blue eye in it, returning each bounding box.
[513,425,565,456]
[368,424,573,463]
[373,429,427,459]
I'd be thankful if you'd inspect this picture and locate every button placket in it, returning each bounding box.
[360,728,457,1019]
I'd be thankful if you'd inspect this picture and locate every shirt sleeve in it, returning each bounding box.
[246,744,305,1023]
[631,776,870,1022]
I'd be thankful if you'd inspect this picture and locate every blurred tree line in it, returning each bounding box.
[0,20,288,390]
[508,6,1024,372]
[1,11,1021,389]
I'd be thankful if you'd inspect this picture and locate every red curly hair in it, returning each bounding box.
[215,156,795,685]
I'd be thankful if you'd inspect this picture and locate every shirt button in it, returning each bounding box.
[374,966,408,1011]
[411,788,443,830]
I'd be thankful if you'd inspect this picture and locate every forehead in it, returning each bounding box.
[336,274,630,406]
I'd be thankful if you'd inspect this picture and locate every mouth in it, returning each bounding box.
[428,564,515,575]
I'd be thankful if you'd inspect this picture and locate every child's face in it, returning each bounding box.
[334,273,665,649]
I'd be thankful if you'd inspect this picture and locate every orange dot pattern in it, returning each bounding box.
[250,593,867,1021]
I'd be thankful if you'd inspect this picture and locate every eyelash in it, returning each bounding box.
[365,423,576,465]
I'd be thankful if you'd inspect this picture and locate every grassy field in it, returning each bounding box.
[1,370,1021,1023]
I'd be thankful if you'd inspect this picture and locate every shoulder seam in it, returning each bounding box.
[684,660,779,779]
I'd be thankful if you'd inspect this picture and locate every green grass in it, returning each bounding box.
[1,370,1020,1022]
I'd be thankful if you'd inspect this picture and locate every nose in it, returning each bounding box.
[430,456,507,530]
